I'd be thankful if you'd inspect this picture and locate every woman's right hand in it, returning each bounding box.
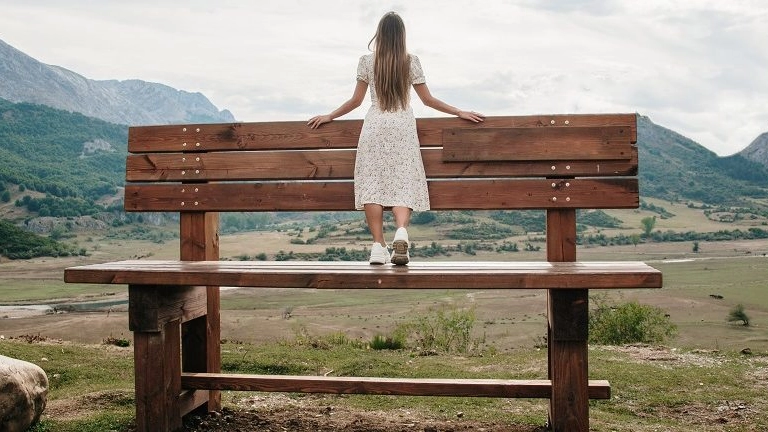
[457,110,485,123]
[307,114,332,129]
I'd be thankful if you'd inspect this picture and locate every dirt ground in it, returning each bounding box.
[177,403,546,432]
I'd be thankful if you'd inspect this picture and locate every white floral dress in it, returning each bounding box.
[354,53,430,211]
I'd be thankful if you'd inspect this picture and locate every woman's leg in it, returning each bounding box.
[364,203,386,246]
[392,206,412,229]
[390,206,412,265]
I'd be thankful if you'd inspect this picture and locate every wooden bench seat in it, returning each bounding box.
[64,113,662,432]
[65,260,661,290]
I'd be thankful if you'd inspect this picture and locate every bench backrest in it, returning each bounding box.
[126,114,638,213]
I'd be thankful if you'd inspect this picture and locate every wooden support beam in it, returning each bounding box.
[180,373,611,400]
[180,212,221,414]
[133,320,182,432]
[547,208,590,432]
[128,285,207,332]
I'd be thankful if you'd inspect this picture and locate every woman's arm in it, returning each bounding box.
[307,80,369,129]
[413,83,484,123]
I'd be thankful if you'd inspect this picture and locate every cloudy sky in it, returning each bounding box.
[1,0,766,155]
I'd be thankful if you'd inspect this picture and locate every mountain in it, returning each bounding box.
[636,115,768,205]
[739,133,768,167]
[0,39,234,125]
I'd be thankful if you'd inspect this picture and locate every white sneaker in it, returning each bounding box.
[369,242,390,265]
[391,227,410,266]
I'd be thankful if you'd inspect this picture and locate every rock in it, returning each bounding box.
[0,355,48,432]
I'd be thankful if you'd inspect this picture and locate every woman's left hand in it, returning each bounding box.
[307,114,332,129]
[458,110,485,123]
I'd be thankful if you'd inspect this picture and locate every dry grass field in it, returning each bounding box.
[2,199,767,353]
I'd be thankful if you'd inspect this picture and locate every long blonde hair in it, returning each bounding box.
[368,12,411,112]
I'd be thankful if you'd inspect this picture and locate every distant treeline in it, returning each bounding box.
[0,220,84,259]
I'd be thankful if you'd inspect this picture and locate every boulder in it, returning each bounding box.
[0,355,48,432]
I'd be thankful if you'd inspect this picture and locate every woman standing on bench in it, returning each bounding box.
[308,11,484,265]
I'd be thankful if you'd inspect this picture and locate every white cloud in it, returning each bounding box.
[0,0,766,155]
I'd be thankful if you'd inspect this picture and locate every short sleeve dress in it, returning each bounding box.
[354,53,430,211]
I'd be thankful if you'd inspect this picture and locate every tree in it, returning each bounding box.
[1,190,10,203]
[692,241,700,253]
[641,216,657,237]
[727,304,750,326]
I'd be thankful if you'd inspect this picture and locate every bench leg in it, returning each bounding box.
[548,289,589,432]
[134,319,183,432]
[182,285,222,414]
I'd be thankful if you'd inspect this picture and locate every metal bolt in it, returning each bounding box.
[195,170,200,174]
[566,197,571,202]
[195,142,200,147]
[552,197,557,201]
[182,157,186,162]
[196,128,200,132]
[181,201,185,206]
[181,188,185,193]
[182,127,187,132]
[551,166,556,171]
[565,182,571,187]
[551,182,557,188]
[564,120,570,125]
[550,120,555,125]
[194,201,199,206]
[566,165,571,170]
[182,142,187,147]
[194,188,199,192]
[181,170,186,175]
[195,157,200,162]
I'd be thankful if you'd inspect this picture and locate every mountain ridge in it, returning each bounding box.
[0,38,234,126]
[740,133,768,167]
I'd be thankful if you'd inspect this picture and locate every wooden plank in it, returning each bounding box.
[180,373,611,399]
[546,208,589,432]
[125,147,637,182]
[128,114,637,153]
[133,320,182,432]
[128,285,207,332]
[64,260,663,290]
[443,126,633,162]
[179,212,221,413]
[122,179,639,212]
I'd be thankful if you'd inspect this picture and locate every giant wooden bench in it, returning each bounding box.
[64,113,662,432]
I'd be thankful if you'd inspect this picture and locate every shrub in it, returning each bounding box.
[398,304,481,354]
[589,298,676,345]
[370,334,405,350]
[727,304,750,326]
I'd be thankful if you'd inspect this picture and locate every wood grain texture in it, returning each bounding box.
[65,260,662,290]
[179,212,221,413]
[442,126,633,162]
[128,285,207,332]
[123,179,639,212]
[125,147,637,182]
[180,373,611,399]
[128,114,637,153]
[546,208,590,432]
[133,320,182,432]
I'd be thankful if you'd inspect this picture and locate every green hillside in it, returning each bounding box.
[637,115,768,205]
[0,98,127,201]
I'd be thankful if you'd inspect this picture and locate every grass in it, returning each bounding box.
[2,213,768,429]
[6,338,767,431]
